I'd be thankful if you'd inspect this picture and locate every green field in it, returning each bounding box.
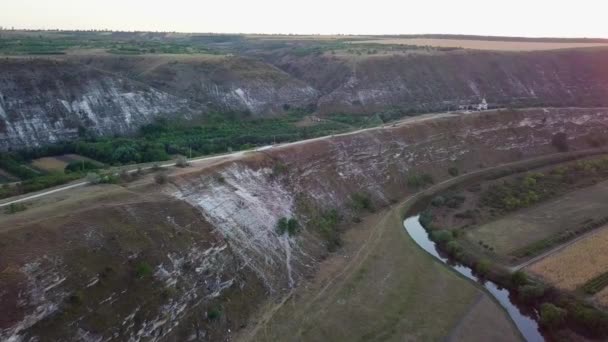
[467,180,608,259]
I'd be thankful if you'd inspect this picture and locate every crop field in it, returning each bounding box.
[466,180,608,258]
[525,226,608,297]
[351,38,608,51]
[30,154,102,173]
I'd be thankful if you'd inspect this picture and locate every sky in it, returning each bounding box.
[2,0,608,38]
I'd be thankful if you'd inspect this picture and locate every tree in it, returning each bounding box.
[540,303,567,329]
[475,259,492,277]
[511,271,528,287]
[518,284,545,303]
[276,217,300,236]
[111,145,141,164]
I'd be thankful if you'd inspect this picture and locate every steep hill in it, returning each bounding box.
[0,58,196,149]
[2,108,608,341]
[68,54,320,115]
[264,49,608,114]
[2,46,608,150]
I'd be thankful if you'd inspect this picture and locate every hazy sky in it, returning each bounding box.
[2,0,608,37]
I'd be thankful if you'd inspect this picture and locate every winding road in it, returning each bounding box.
[0,111,457,209]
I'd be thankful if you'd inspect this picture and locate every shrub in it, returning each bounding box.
[445,194,466,209]
[5,202,27,214]
[154,173,168,185]
[99,174,119,184]
[568,302,608,336]
[474,259,492,277]
[518,284,545,303]
[540,303,567,329]
[175,156,189,168]
[350,192,373,212]
[272,162,288,176]
[208,307,222,320]
[286,218,300,236]
[419,210,434,228]
[448,167,459,177]
[135,262,153,279]
[276,217,300,236]
[431,196,445,207]
[67,292,83,305]
[312,209,342,251]
[454,210,474,219]
[86,172,102,184]
[445,240,462,256]
[407,173,434,188]
[511,271,528,287]
[430,230,454,244]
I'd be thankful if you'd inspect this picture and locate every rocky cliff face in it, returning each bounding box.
[67,55,320,116]
[2,108,608,341]
[170,108,608,304]
[0,59,196,150]
[308,49,608,114]
[3,48,608,150]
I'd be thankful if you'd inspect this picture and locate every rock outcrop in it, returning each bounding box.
[3,48,608,150]
[308,50,608,114]
[0,59,195,150]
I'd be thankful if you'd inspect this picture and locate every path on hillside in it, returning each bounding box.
[0,106,599,208]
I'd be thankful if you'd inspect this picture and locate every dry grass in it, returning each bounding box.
[239,202,519,341]
[31,157,70,173]
[30,154,100,173]
[352,38,608,51]
[526,226,608,291]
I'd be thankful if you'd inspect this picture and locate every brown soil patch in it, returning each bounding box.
[30,154,101,173]
[352,38,608,51]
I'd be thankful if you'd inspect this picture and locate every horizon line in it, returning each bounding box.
[2,28,607,40]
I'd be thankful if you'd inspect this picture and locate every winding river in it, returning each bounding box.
[403,215,544,342]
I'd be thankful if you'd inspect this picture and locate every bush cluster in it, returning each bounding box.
[276,217,300,236]
[407,173,434,189]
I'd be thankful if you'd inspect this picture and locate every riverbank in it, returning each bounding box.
[237,198,521,341]
[409,152,608,341]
